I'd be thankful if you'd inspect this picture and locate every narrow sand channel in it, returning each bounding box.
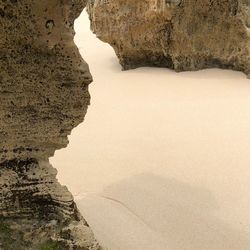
[51,11,250,250]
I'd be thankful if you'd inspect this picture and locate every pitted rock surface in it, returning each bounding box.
[87,0,250,77]
[0,160,101,249]
[0,0,101,249]
[1,0,92,162]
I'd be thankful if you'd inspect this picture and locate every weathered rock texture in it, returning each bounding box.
[87,0,250,77]
[1,0,101,249]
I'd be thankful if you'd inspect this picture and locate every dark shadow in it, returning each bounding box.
[176,68,247,80]
[108,54,247,82]
[100,173,250,250]
[108,56,123,72]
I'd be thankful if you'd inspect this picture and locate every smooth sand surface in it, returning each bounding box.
[51,11,250,250]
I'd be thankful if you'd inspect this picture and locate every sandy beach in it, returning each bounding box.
[51,11,250,250]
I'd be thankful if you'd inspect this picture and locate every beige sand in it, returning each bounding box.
[51,11,250,250]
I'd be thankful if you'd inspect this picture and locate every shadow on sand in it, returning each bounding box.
[99,173,250,250]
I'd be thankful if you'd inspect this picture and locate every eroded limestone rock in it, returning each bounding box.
[87,0,250,77]
[1,0,100,249]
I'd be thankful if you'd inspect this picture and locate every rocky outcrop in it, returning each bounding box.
[87,0,250,77]
[1,0,100,249]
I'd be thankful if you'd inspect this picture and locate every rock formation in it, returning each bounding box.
[87,0,250,77]
[0,0,101,249]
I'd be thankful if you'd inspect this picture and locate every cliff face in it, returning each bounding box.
[0,0,100,249]
[87,0,250,77]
